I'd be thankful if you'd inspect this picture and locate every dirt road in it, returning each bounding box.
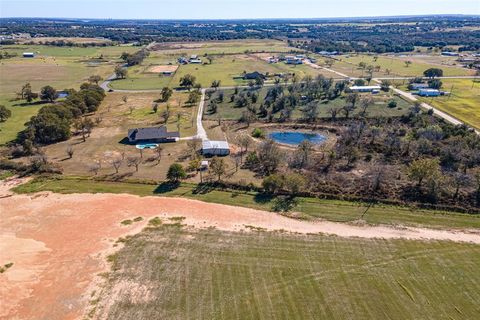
[2,184,480,319]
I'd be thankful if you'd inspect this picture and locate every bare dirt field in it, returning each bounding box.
[147,65,178,73]
[1,178,480,319]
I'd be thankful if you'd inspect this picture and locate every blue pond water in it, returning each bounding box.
[269,131,326,146]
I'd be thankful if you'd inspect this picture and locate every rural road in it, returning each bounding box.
[195,89,208,140]
[179,88,208,141]
[372,78,480,135]
[303,59,351,78]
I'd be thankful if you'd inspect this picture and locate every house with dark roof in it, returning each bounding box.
[243,71,266,80]
[127,126,180,144]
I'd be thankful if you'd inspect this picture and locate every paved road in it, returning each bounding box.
[372,78,479,135]
[303,59,351,78]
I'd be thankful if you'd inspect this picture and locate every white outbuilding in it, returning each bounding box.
[202,140,230,156]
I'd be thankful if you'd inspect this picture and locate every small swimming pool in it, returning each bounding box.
[269,131,326,146]
[135,143,159,150]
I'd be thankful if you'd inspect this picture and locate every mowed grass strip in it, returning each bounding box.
[13,176,480,229]
[93,223,480,320]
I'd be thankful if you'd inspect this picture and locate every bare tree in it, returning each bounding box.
[89,161,101,176]
[359,96,374,116]
[66,146,74,159]
[154,145,163,165]
[187,138,201,159]
[342,104,355,119]
[328,108,338,121]
[237,134,252,162]
[127,156,142,172]
[367,164,385,192]
[233,153,242,172]
[111,158,122,174]
[450,172,471,199]
[162,104,171,124]
[209,156,227,181]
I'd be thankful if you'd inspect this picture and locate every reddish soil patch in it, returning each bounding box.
[147,65,178,73]
[1,188,480,319]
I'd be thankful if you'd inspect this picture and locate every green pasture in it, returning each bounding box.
[93,221,480,319]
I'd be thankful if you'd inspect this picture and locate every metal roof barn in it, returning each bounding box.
[202,140,230,156]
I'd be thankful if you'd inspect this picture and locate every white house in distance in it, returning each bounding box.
[22,52,35,58]
[189,54,202,64]
[349,85,381,93]
[202,140,230,156]
[284,55,303,65]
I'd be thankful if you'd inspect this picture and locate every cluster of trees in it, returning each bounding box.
[210,75,353,123]
[120,49,149,66]
[290,19,480,53]
[23,40,112,47]
[252,106,480,209]
[16,83,105,153]
[221,91,480,210]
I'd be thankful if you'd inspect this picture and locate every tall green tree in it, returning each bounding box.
[423,68,443,79]
[179,74,196,90]
[160,87,173,102]
[167,163,186,183]
[209,156,227,181]
[115,65,128,79]
[408,158,441,186]
[0,105,12,122]
[40,85,58,102]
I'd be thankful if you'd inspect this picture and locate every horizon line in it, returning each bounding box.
[1,13,479,21]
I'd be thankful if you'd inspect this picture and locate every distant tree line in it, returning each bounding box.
[1,17,478,53]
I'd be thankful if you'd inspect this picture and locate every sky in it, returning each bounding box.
[1,0,479,19]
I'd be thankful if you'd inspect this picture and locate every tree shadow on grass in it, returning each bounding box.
[254,192,274,205]
[192,183,215,194]
[154,181,180,194]
[12,100,49,107]
[271,196,298,213]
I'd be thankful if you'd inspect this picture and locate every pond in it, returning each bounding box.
[269,131,327,146]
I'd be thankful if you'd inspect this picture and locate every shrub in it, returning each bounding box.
[251,128,265,138]
[387,100,397,108]
[262,174,284,194]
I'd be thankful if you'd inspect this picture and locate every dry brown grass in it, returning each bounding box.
[42,91,199,181]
